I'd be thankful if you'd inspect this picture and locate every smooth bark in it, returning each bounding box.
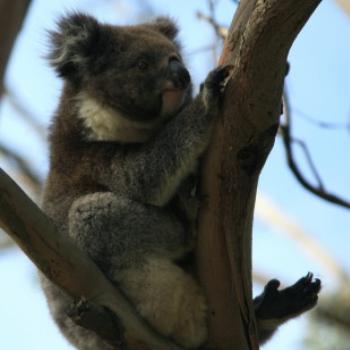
[197,1,321,349]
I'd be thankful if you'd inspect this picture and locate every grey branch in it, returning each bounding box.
[0,168,183,350]
[4,86,46,138]
[196,11,228,40]
[0,142,42,196]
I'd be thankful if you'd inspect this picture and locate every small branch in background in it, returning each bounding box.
[196,11,228,40]
[187,44,219,56]
[0,142,42,196]
[316,304,350,332]
[313,281,350,335]
[292,137,325,190]
[335,0,350,16]
[196,0,230,64]
[3,86,46,138]
[255,193,349,285]
[252,270,271,287]
[315,288,350,333]
[0,230,15,250]
[280,89,350,209]
[198,8,350,209]
[292,106,350,131]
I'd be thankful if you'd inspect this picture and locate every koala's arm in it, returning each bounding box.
[123,97,210,206]
[121,66,231,206]
[82,66,231,206]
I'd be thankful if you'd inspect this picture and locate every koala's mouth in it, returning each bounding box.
[161,81,187,117]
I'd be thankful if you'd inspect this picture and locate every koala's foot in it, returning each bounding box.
[201,64,233,109]
[254,273,321,344]
[255,272,321,320]
[117,257,208,349]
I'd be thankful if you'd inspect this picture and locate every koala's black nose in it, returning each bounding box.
[168,58,191,89]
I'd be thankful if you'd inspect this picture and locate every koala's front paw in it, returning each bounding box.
[255,272,321,322]
[201,64,233,109]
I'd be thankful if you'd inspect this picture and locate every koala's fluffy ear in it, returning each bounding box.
[48,13,109,81]
[152,17,178,40]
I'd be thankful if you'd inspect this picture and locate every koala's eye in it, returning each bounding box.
[137,60,149,70]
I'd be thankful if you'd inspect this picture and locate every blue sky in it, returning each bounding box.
[0,0,349,349]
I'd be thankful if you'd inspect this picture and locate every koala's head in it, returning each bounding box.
[49,13,191,143]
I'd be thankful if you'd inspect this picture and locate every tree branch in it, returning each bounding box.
[0,168,183,350]
[0,142,42,196]
[196,11,228,40]
[335,0,350,16]
[4,86,46,138]
[0,0,31,96]
[281,91,350,209]
[197,1,321,349]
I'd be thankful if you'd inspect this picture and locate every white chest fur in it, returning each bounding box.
[78,95,160,143]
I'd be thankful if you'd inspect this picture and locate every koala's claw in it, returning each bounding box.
[255,273,321,321]
[206,64,233,93]
[202,65,233,107]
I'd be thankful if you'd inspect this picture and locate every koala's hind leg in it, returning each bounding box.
[117,257,208,349]
[254,273,321,344]
[68,192,190,271]
[68,192,207,347]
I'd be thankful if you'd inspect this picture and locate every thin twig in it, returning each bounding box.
[281,89,350,209]
[335,0,350,16]
[292,137,325,190]
[3,86,46,138]
[187,44,219,56]
[196,11,228,40]
[292,106,350,131]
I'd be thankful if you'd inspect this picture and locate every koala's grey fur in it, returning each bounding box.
[41,12,321,350]
[41,12,227,350]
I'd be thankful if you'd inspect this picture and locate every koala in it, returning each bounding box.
[41,12,321,350]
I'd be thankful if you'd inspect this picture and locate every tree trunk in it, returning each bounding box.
[196,1,320,349]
